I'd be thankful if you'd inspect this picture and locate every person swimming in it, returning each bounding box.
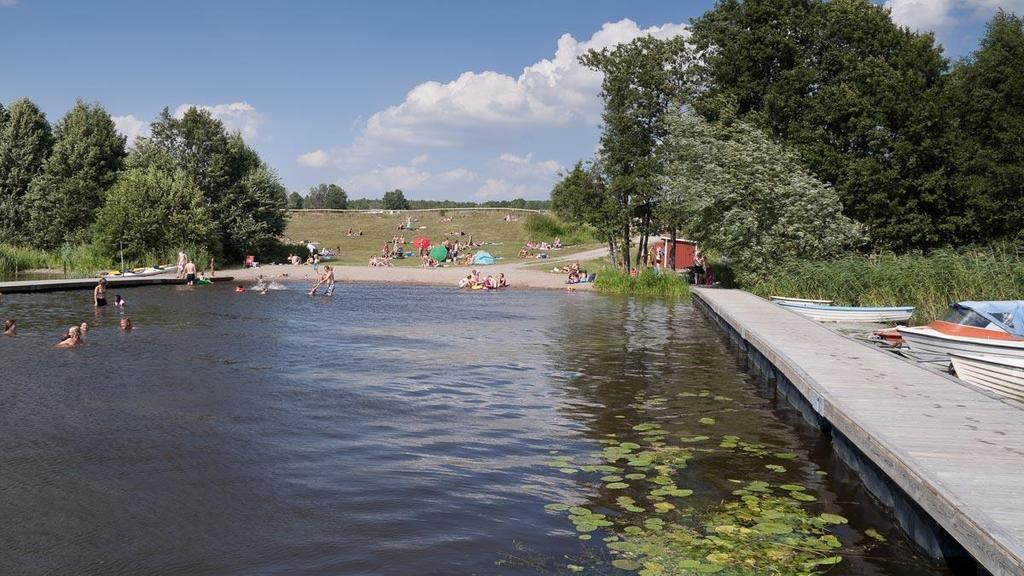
[120,317,133,331]
[3,319,15,336]
[113,295,126,308]
[79,322,89,336]
[235,284,246,293]
[55,326,82,348]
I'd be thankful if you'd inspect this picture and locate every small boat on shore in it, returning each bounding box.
[897,301,1024,361]
[769,296,834,306]
[105,266,175,278]
[949,353,1024,402]
[775,301,914,323]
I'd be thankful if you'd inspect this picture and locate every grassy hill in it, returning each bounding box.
[282,209,600,266]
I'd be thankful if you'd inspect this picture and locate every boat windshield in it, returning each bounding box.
[943,308,1005,332]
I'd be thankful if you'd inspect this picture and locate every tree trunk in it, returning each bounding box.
[608,239,617,269]
[622,222,631,271]
[669,228,677,271]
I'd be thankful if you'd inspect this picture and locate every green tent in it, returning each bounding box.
[428,245,448,261]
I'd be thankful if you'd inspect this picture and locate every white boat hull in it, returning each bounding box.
[897,326,1024,362]
[769,296,833,305]
[777,302,914,323]
[949,354,1024,402]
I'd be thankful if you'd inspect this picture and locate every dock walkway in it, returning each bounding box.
[693,288,1024,576]
[0,275,233,294]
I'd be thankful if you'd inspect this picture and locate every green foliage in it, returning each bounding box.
[946,10,1024,243]
[691,0,957,250]
[0,243,112,278]
[664,113,861,283]
[594,268,692,299]
[580,35,692,268]
[747,248,1024,323]
[0,98,53,244]
[304,183,348,209]
[23,100,127,248]
[218,165,288,256]
[92,164,215,262]
[522,213,594,245]
[287,191,304,209]
[382,188,410,210]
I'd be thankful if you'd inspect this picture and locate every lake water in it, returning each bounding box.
[0,284,951,575]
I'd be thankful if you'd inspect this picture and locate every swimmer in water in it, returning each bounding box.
[235,284,245,293]
[3,319,15,336]
[79,322,89,336]
[120,317,133,331]
[55,326,83,348]
[113,295,125,308]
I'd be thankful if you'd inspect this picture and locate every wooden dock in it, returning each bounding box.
[693,288,1024,576]
[0,275,234,294]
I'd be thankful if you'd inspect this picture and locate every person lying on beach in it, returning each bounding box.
[3,319,15,336]
[55,326,82,348]
[120,318,133,331]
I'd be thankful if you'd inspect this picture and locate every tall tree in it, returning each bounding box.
[691,0,954,249]
[664,112,861,283]
[946,10,1024,242]
[24,101,127,248]
[0,98,53,243]
[580,35,691,269]
[304,183,347,209]
[551,161,621,267]
[287,191,304,209]
[382,189,410,210]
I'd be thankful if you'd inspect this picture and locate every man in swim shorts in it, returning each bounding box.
[94,278,107,307]
[184,259,197,285]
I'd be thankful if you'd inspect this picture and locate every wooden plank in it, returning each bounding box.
[0,276,234,294]
[693,288,1024,576]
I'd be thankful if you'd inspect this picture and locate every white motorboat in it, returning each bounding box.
[949,353,1024,402]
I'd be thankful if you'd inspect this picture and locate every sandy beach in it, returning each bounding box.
[219,262,596,291]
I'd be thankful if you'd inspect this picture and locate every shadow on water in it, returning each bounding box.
[0,285,955,575]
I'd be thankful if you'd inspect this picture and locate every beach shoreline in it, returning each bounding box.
[218,262,596,292]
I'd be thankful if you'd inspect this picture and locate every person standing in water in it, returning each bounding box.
[94,278,107,307]
[184,259,197,285]
[3,319,15,336]
[308,265,335,295]
[55,326,83,348]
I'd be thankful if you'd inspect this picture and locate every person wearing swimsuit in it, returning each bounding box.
[94,278,107,307]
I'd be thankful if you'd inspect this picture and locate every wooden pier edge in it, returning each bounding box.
[693,287,1022,576]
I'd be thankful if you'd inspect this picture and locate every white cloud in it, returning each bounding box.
[474,178,532,199]
[493,153,563,180]
[0,0,18,6]
[297,149,329,167]
[111,114,150,146]
[300,18,689,167]
[342,164,478,197]
[885,0,1024,32]
[174,101,264,139]
[410,154,429,166]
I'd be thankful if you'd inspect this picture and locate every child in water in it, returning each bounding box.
[235,284,245,293]
[114,295,125,308]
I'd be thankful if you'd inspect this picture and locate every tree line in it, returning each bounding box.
[0,99,287,263]
[288,184,550,211]
[551,0,1024,280]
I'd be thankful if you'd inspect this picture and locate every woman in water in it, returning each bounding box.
[120,318,133,331]
[3,319,15,336]
[55,326,82,348]
[113,295,126,308]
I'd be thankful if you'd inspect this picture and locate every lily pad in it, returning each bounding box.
[819,513,848,525]
[606,482,630,490]
[698,417,717,425]
[611,559,643,571]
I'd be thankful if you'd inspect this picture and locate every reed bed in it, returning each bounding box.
[523,213,596,246]
[594,267,692,299]
[1,243,115,279]
[747,248,1024,323]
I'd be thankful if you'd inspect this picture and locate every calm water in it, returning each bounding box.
[0,284,950,575]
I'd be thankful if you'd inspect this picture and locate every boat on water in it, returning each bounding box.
[105,266,175,278]
[774,301,914,323]
[897,301,1024,361]
[949,353,1024,402]
[768,296,834,305]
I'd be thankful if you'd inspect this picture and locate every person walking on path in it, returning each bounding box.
[94,278,107,307]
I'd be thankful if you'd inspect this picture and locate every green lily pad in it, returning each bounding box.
[698,417,716,425]
[819,513,848,524]
[754,522,794,535]
[606,482,630,489]
[611,559,643,571]
[865,528,887,542]
[544,503,570,511]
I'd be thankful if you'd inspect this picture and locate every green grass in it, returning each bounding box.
[594,267,692,299]
[283,209,601,266]
[746,248,1024,323]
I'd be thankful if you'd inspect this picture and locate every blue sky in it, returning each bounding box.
[0,0,1019,201]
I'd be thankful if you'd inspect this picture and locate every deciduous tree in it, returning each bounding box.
[382,189,410,210]
[0,98,53,243]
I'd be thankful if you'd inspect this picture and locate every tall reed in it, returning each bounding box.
[594,268,692,299]
[747,248,1024,323]
[523,213,596,246]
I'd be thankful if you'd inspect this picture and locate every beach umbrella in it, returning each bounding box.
[429,245,448,261]
[412,237,431,250]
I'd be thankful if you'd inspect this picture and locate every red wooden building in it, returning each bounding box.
[650,237,697,269]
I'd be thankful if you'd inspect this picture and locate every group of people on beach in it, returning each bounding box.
[175,251,212,285]
[458,270,509,290]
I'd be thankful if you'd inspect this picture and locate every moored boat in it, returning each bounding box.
[775,301,914,323]
[897,301,1024,361]
[769,296,834,305]
[949,353,1024,402]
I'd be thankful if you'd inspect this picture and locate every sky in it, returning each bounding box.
[1,0,1021,202]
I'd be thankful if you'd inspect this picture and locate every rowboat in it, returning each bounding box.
[949,354,1024,402]
[897,301,1024,361]
[775,301,914,323]
[105,266,175,278]
[769,296,834,305]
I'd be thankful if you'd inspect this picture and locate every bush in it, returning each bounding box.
[523,213,596,246]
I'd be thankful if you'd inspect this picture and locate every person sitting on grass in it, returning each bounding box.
[567,270,581,284]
